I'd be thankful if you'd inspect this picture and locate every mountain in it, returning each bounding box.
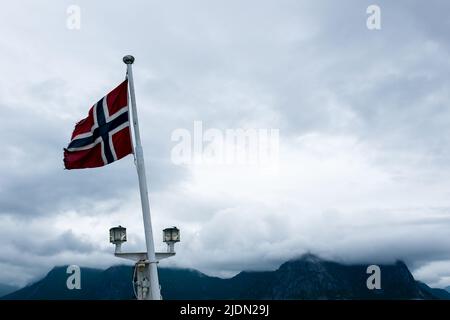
[2,267,104,300]
[417,282,450,300]
[3,254,449,300]
[446,286,450,293]
[270,254,428,299]
[0,284,19,297]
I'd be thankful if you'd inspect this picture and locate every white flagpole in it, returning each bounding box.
[123,55,161,300]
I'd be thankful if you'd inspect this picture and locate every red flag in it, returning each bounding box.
[64,80,133,169]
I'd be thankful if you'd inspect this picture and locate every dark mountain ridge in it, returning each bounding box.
[3,254,449,300]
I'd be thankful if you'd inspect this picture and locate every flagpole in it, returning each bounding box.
[123,55,161,300]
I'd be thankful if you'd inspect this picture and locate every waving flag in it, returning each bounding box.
[64,80,133,169]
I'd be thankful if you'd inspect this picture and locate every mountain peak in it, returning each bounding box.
[277,253,326,272]
[296,253,323,263]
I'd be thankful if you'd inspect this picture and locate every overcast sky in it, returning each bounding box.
[0,0,450,289]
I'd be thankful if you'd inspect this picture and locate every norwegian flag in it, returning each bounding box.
[64,80,133,169]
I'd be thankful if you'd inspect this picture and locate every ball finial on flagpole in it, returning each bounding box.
[123,55,135,64]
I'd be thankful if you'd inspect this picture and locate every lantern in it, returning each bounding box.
[109,225,127,244]
[163,227,180,243]
[163,227,180,253]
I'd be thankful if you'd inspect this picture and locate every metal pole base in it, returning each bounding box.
[134,260,151,300]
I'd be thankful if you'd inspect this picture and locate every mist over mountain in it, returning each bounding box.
[0,284,18,298]
[2,254,449,300]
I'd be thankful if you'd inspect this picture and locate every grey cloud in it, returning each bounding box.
[10,230,95,256]
[0,0,449,288]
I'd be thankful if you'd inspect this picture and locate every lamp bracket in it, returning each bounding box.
[115,251,175,262]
